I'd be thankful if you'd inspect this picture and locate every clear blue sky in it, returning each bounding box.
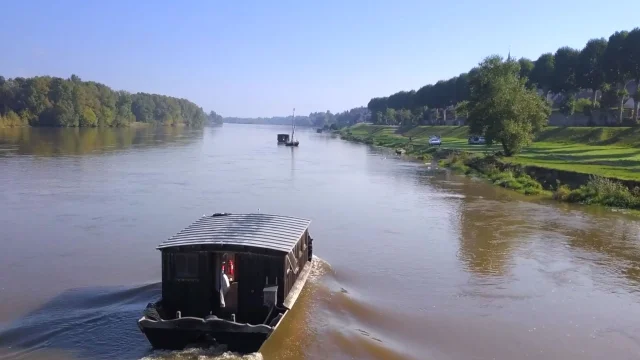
[1,0,637,118]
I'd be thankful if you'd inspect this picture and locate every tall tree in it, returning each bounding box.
[623,28,640,122]
[577,38,608,106]
[518,58,534,83]
[552,47,581,95]
[529,53,555,94]
[603,31,631,122]
[467,55,551,156]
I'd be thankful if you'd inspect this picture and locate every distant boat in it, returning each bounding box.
[285,108,299,147]
[277,134,289,144]
[316,128,323,133]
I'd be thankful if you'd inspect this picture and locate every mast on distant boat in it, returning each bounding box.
[291,108,295,140]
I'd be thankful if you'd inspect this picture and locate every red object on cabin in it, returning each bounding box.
[222,259,235,280]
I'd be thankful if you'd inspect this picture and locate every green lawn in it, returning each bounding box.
[344,124,640,181]
[434,139,640,180]
[509,142,640,180]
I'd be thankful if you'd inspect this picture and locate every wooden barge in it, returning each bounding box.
[138,213,314,353]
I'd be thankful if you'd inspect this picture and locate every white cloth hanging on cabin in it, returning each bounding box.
[219,271,230,307]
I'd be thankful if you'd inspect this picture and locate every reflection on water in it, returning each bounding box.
[1,125,640,360]
[0,126,204,157]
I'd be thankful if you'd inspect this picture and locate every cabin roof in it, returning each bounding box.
[157,213,311,253]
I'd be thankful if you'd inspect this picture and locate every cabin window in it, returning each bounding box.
[174,253,199,279]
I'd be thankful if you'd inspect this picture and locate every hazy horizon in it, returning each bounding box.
[1,0,638,118]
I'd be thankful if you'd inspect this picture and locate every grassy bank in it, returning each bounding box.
[342,124,640,180]
[441,152,640,209]
[341,124,640,210]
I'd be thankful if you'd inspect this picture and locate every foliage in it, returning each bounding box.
[366,27,640,127]
[574,98,596,115]
[551,47,580,94]
[624,28,640,121]
[466,55,551,156]
[529,53,555,92]
[563,176,640,209]
[207,111,223,124]
[489,170,543,195]
[518,58,534,82]
[441,152,543,195]
[455,100,470,118]
[577,38,608,105]
[559,94,576,115]
[0,75,208,127]
[0,110,28,127]
[553,184,572,201]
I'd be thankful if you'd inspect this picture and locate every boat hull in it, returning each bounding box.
[138,260,314,354]
[139,325,269,353]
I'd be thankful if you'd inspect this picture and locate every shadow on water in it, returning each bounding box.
[0,126,204,157]
[0,283,161,360]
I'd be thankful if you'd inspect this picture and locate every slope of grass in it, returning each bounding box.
[342,124,640,181]
[508,142,640,180]
[534,126,640,146]
[403,126,470,139]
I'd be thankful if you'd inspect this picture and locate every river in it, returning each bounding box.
[0,124,639,360]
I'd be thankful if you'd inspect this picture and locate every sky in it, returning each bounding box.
[1,1,638,118]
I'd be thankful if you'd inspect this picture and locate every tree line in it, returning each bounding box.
[207,110,223,125]
[0,75,209,127]
[223,107,370,128]
[368,27,640,126]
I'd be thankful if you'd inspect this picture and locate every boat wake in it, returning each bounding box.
[0,257,411,360]
[308,255,332,281]
[0,283,161,360]
[140,347,263,360]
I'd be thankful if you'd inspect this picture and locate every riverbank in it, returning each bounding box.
[0,121,194,129]
[340,124,640,210]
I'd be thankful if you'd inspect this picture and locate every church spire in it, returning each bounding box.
[507,46,512,62]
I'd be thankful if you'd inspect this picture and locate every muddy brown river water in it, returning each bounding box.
[0,124,639,360]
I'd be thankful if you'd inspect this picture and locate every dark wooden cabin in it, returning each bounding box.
[277,134,290,143]
[156,213,312,325]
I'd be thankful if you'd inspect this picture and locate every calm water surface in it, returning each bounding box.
[1,125,639,360]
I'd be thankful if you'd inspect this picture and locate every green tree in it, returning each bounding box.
[398,108,414,126]
[603,31,631,122]
[79,107,98,127]
[529,53,555,94]
[0,74,213,128]
[384,108,397,125]
[48,78,78,126]
[518,58,534,83]
[114,91,134,126]
[455,100,470,118]
[552,47,580,95]
[577,38,608,106]
[0,110,26,127]
[467,55,551,156]
[622,28,640,121]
